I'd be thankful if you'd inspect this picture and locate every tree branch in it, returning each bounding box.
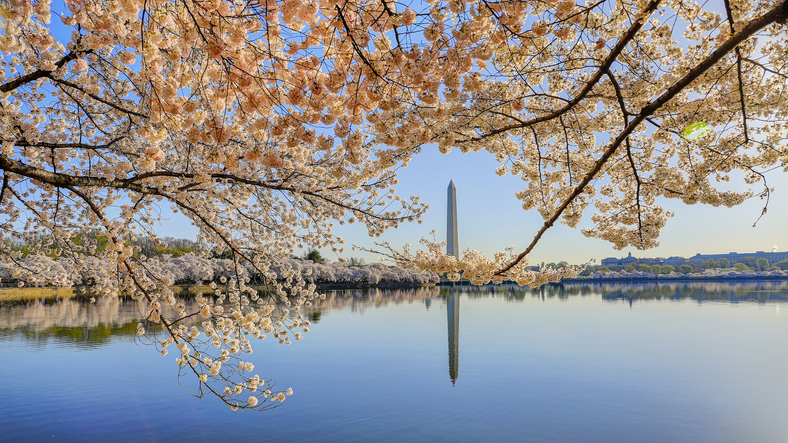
[494,0,788,275]
[724,0,750,143]
[0,50,91,93]
[13,137,126,151]
[457,0,663,144]
[335,5,383,81]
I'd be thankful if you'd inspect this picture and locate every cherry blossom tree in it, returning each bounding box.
[363,0,788,285]
[1,0,787,409]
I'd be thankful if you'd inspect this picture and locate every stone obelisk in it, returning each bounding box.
[447,181,459,259]
[446,181,460,385]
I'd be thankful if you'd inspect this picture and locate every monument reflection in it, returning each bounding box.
[447,293,459,385]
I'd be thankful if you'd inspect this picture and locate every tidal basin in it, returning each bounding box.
[2,281,788,442]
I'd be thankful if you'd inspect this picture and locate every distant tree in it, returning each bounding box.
[717,258,730,268]
[303,249,325,264]
[131,236,203,258]
[741,256,758,268]
[598,267,610,273]
[625,265,636,272]
[158,237,202,253]
[638,264,652,273]
[212,249,234,260]
[557,261,569,269]
[347,257,366,267]
[152,236,202,258]
[132,236,160,259]
[679,264,693,274]
[734,263,751,272]
[155,247,194,257]
[756,258,770,271]
[657,265,675,274]
[69,230,110,256]
[774,260,788,271]
[702,259,717,269]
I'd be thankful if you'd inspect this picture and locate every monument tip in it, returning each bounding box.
[446,179,459,259]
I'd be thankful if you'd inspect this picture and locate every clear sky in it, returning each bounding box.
[155,142,788,266]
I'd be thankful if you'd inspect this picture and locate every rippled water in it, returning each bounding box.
[2,281,788,442]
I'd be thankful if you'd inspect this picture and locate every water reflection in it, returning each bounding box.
[453,280,788,303]
[0,296,203,349]
[590,280,788,303]
[447,294,459,386]
[2,281,785,353]
[2,282,787,442]
[0,287,445,347]
[305,286,441,313]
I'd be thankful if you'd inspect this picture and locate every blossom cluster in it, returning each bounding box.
[0,252,438,287]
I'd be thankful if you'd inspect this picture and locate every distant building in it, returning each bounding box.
[621,253,638,267]
[662,256,689,267]
[602,252,671,267]
[599,250,788,269]
[638,257,662,265]
[601,256,621,267]
[689,251,788,265]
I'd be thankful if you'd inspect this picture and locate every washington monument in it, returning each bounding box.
[447,180,459,258]
[446,180,460,385]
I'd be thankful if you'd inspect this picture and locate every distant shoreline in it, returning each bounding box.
[438,274,788,286]
[559,275,788,284]
[0,282,437,301]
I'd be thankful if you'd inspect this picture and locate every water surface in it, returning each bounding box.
[1,281,787,442]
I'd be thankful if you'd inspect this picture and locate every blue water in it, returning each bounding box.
[2,282,788,442]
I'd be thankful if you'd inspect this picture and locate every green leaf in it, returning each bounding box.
[682,121,711,141]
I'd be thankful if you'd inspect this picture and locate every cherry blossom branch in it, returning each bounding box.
[457,0,663,144]
[606,69,645,246]
[0,50,92,93]
[723,0,750,143]
[495,0,788,275]
[0,173,8,206]
[49,77,146,118]
[740,56,788,79]
[0,153,157,196]
[13,137,126,151]
[334,5,383,81]
[62,181,278,409]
